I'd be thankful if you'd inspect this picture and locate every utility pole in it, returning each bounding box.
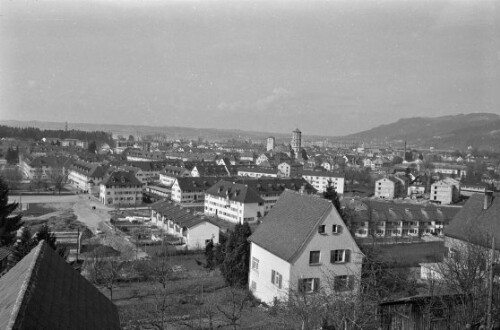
[486,236,495,329]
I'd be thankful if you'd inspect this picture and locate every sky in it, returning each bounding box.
[1,0,499,136]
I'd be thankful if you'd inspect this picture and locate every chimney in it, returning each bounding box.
[484,191,493,210]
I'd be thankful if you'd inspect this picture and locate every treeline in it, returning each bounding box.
[0,125,114,147]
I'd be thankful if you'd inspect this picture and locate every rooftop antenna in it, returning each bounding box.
[65,121,68,131]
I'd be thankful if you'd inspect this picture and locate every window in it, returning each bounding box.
[334,275,354,292]
[251,257,259,271]
[332,225,342,234]
[309,251,321,265]
[298,278,320,293]
[330,249,351,263]
[318,225,326,234]
[271,270,282,289]
[251,281,257,292]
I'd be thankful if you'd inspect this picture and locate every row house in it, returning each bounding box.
[204,177,317,223]
[430,178,460,205]
[237,166,278,178]
[159,165,191,187]
[302,170,345,194]
[346,199,461,238]
[99,170,143,206]
[170,177,220,208]
[126,149,167,162]
[248,191,363,305]
[68,161,107,194]
[151,200,220,250]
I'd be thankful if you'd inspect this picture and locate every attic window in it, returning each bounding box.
[318,225,326,234]
[332,225,342,234]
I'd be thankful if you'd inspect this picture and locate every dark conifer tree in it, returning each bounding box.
[220,222,252,287]
[0,177,23,246]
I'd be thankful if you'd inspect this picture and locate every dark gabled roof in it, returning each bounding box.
[192,164,229,177]
[102,170,143,187]
[70,161,107,178]
[0,241,120,330]
[206,180,264,204]
[152,200,218,229]
[175,177,221,192]
[445,193,500,250]
[249,190,334,262]
[236,177,317,195]
[345,199,461,224]
[161,165,190,176]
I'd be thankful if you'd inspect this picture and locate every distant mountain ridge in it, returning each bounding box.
[345,113,500,151]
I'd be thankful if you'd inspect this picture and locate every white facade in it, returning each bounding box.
[151,209,220,250]
[302,172,345,194]
[431,180,459,204]
[99,182,143,206]
[170,179,206,207]
[237,169,278,178]
[249,209,363,305]
[374,178,396,199]
[204,194,264,223]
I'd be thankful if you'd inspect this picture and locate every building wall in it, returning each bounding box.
[204,194,264,223]
[249,208,362,305]
[302,174,345,194]
[375,178,396,199]
[186,222,220,250]
[431,182,454,204]
[248,243,292,305]
[99,183,143,206]
[290,210,363,296]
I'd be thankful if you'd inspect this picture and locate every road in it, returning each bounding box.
[10,193,148,260]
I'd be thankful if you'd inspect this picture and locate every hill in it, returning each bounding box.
[344,113,500,151]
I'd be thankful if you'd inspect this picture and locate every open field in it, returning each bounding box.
[96,253,278,330]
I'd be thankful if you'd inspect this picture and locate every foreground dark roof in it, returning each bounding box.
[249,190,333,262]
[0,241,120,330]
[445,193,500,250]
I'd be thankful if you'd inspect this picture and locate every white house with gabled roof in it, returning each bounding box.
[248,190,363,305]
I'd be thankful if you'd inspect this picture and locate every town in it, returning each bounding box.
[1,121,500,329]
[1,0,499,329]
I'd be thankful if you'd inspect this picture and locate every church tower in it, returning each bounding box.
[291,128,301,158]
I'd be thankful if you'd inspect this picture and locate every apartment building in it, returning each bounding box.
[302,170,345,194]
[170,177,220,208]
[99,170,143,206]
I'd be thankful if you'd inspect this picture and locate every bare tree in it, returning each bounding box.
[48,167,67,194]
[215,287,250,330]
[87,249,125,301]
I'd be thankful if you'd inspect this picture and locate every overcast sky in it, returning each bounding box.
[1,0,499,136]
